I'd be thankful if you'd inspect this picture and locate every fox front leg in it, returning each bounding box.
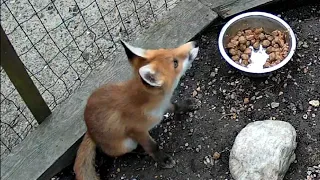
[169,98,199,114]
[130,130,176,169]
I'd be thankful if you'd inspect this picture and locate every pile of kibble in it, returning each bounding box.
[226,27,289,68]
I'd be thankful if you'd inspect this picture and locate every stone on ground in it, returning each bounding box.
[229,120,297,180]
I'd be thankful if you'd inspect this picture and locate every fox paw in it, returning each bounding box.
[159,154,176,169]
[175,98,199,113]
[155,152,176,169]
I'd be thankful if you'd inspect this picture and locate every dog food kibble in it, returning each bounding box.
[241,53,249,60]
[239,44,247,51]
[229,48,237,56]
[254,27,264,34]
[244,48,252,54]
[253,42,260,49]
[242,59,249,66]
[232,55,240,61]
[269,52,276,61]
[262,40,271,47]
[267,35,274,41]
[258,33,265,40]
[225,28,289,68]
[239,36,246,44]
[246,34,255,41]
[245,29,253,35]
[272,30,279,36]
[266,46,273,53]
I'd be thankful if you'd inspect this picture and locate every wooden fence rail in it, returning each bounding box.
[0,25,51,124]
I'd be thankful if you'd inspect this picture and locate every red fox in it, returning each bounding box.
[74,40,199,180]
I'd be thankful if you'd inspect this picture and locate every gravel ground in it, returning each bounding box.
[55,2,319,180]
[0,0,177,158]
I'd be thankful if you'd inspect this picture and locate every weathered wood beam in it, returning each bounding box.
[0,26,51,124]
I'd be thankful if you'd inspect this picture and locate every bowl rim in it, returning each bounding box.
[218,11,297,74]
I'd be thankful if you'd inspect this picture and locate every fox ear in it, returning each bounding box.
[120,40,147,62]
[139,65,163,87]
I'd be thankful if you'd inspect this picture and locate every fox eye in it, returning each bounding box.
[173,59,178,68]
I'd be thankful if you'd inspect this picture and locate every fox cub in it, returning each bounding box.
[74,40,199,180]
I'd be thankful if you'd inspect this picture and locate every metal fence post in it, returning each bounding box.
[0,26,51,124]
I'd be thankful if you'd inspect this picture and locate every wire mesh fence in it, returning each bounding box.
[0,0,177,159]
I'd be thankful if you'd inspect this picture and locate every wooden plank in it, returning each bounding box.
[198,0,235,10]
[0,1,217,180]
[134,0,216,49]
[198,0,277,18]
[212,0,276,18]
[0,26,51,124]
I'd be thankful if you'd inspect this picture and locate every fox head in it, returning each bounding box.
[121,40,199,92]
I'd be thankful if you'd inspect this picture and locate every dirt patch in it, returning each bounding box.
[54,3,320,180]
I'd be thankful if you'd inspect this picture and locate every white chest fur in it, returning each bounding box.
[148,93,172,130]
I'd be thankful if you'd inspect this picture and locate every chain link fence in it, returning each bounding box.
[0,0,177,159]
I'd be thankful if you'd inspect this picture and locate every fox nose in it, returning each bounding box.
[191,41,199,48]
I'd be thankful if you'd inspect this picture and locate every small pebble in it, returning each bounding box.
[243,97,250,104]
[212,152,220,160]
[192,91,197,97]
[256,96,263,100]
[309,100,320,107]
[210,72,216,77]
[303,114,308,120]
[204,156,213,165]
[271,102,280,108]
[302,42,309,48]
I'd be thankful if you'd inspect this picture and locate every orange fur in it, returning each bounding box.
[74,41,199,180]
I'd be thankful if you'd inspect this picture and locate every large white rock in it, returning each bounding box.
[229,120,297,180]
